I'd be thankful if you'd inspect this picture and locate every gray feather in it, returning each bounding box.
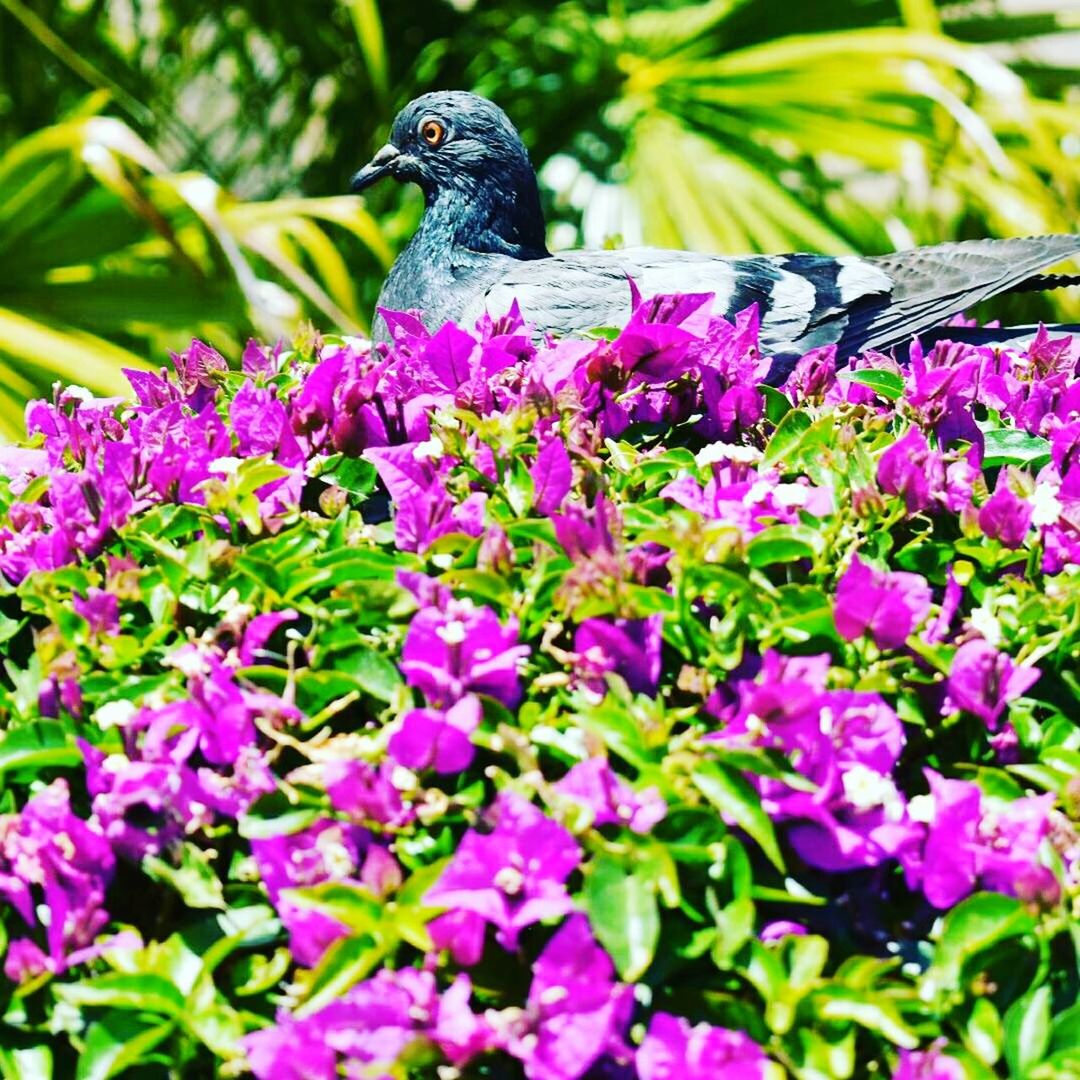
[361,92,1080,367]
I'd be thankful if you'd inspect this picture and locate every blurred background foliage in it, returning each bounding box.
[0,0,1078,436]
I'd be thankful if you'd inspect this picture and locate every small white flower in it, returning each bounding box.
[1031,481,1062,528]
[437,620,467,646]
[841,764,904,817]
[907,794,936,824]
[773,484,809,508]
[494,866,524,895]
[695,442,762,468]
[390,765,418,791]
[96,700,138,729]
[969,605,1002,646]
[746,480,773,504]
[412,436,444,461]
[60,384,94,403]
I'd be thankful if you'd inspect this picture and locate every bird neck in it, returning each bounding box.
[420,171,549,261]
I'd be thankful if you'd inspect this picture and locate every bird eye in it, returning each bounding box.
[420,119,446,147]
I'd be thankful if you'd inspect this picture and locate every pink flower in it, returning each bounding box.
[637,1013,769,1079]
[502,914,632,1080]
[833,555,932,649]
[554,758,666,834]
[946,639,1039,730]
[425,793,582,950]
[401,598,528,709]
[904,770,1055,908]
[978,473,1033,548]
[388,694,482,773]
[0,780,114,978]
[877,426,945,514]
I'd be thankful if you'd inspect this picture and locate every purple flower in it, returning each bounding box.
[501,914,633,1080]
[711,653,920,873]
[759,920,808,942]
[877,426,945,514]
[0,447,48,496]
[636,1013,770,1079]
[241,967,493,1079]
[291,351,344,436]
[0,780,115,979]
[81,744,203,859]
[978,472,1034,548]
[237,610,297,667]
[429,908,489,966]
[73,587,120,636]
[532,435,574,516]
[905,770,1055,908]
[946,639,1040,730]
[553,758,666,834]
[924,566,962,644]
[388,694,482,773]
[425,792,582,949]
[172,338,227,401]
[80,650,283,857]
[251,819,371,967]
[243,1016,338,1080]
[552,493,620,562]
[573,616,664,697]
[400,597,528,709]
[242,338,280,378]
[892,1042,966,1080]
[833,555,932,649]
[905,340,983,450]
[230,381,302,466]
[365,443,487,553]
[324,759,412,827]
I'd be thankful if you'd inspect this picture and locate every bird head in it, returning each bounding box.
[350,91,548,256]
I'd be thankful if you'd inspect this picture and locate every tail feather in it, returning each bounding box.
[1006,272,1080,294]
[840,234,1080,354]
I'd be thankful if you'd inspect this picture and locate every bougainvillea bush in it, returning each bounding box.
[2,293,1080,1080]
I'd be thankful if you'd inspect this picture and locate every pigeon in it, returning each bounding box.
[351,90,1080,373]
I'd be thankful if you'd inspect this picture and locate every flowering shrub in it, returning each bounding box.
[1,295,1080,1079]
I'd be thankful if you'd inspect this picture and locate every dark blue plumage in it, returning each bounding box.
[351,91,1080,368]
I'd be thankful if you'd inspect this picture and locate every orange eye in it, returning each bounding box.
[420,119,446,147]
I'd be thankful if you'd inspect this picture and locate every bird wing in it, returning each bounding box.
[467,235,1080,358]
[469,247,892,354]
[845,235,1080,354]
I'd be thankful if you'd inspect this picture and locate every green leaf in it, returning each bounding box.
[57,974,185,1018]
[763,408,813,466]
[1004,985,1052,1077]
[1052,1002,1080,1053]
[691,761,785,871]
[981,429,1052,468]
[746,524,822,567]
[837,368,905,399]
[76,1013,174,1080]
[922,893,1037,999]
[332,645,403,703]
[0,1046,52,1080]
[711,896,755,968]
[142,844,226,910]
[317,457,377,495]
[0,721,80,777]
[280,882,382,935]
[239,791,323,840]
[965,997,1003,1066]
[231,949,293,997]
[296,932,387,1017]
[811,986,920,1048]
[583,852,660,981]
[760,383,793,423]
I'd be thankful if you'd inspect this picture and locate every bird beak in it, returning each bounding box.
[350,143,402,192]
